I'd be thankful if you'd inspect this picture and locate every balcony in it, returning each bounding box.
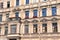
[7,17,21,22]
[6,33,21,38]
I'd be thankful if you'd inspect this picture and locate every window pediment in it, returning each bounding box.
[32,20,38,23]
[40,19,48,22]
[51,18,57,21]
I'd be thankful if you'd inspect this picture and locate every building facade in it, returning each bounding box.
[0,0,60,40]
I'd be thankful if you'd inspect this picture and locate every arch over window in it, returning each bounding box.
[24,20,30,23]
[32,20,38,23]
[40,18,48,22]
[51,18,57,21]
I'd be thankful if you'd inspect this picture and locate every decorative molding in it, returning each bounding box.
[32,20,38,23]
[40,18,48,22]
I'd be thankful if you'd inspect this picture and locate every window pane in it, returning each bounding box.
[25,25,29,33]
[0,15,2,22]
[33,24,38,33]
[52,7,56,16]
[6,13,9,21]
[42,8,47,17]
[26,0,29,4]
[1,2,3,8]
[16,0,19,6]
[15,12,19,17]
[25,11,29,18]
[11,25,16,34]
[7,1,10,8]
[52,23,57,32]
[42,24,47,33]
[15,12,19,20]
[33,10,38,17]
[5,26,8,35]
[0,27,1,33]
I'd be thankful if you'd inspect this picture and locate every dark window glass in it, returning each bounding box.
[0,15,2,22]
[52,7,56,16]
[7,1,10,8]
[15,12,19,17]
[16,0,19,6]
[33,24,38,33]
[15,12,19,20]
[42,8,47,17]
[0,27,1,33]
[9,39,16,40]
[25,11,29,19]
[25,25,29,34]
[6,13,9,21]
[1,2,3,8]
[11,25,16,34]
[42,24,47,33]
[26,0,29,4]
[33,10,38,18]
[5,26,8,35]
[52,23,57,32]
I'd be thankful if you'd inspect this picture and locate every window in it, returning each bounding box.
[24,25,29,34]
[33,24,38,33]
[41,0,47,2]
[15,12,19,17]
[52,23,57,32]
[0,27,1,33]
[7,1,10,8]
[15,11,19,20]
[11,25,16,34]
[42,24,47,33]
[42,8,47,17]
[5,25,8,35]
[25,11,29,19]
[26,0,29,4]
[52,7,56,16]
[9,39,17,40]
[43,0,47,1]
[6,13,9,21]
[0,2,3,8]
[0,15,2,22]
[16,0,19,6]
[33,9,38,18]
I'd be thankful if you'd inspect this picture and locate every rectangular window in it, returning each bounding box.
[6,13,9,21]
[7,1,10,8]
[33,10,38,18]
[25,11,29,19]
[11,25,16,34]
[43,0,47,1]
[5,26,8,35]
[52,7,56,16]
[0,15,2,22]
[16,0,19,6]
[15,11,19,20]
[52,23,57,32]
[26,0,29,4]
[42,24,47,33]
[25,25,29,34]
[33,24,38,33]
[0,27,1,33]
[42,8,47,17]
[1,2,3,8]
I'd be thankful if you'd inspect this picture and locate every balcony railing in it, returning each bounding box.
[33,16,37,18]
[7,17,21,22]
